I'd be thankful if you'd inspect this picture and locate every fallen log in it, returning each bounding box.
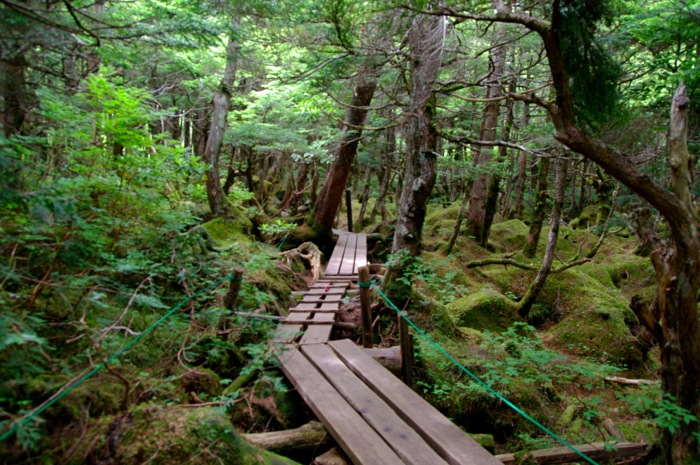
[363,346,401,375]
[242,421,331,454]
[605,376,657,386]
[495,442,647,465]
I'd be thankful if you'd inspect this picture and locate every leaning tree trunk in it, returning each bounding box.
[384,8,444,306]
[311,67,377,240]
[203,33,240,217]
[518,157,567,317]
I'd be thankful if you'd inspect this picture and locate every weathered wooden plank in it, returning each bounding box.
[277,349,405,465]
[325,233,348,276]
[300,296,344,304]
[303,344,448,465]
[293,303,320,311]
[289,307,338,313]
[272,324,303,343]
[353,234,368,275]
[317,276,358,282]
[311,313,336,323]
[310,283,350,289]
[299,325,333,345]
[329,339,501,465]
[284,312,313,324]
[339,233,358,275]
[495,442,647,465]
[318,302,342,311]
[302,289,347,295]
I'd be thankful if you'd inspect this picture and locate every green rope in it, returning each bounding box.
[0,274,235,444]
[371,283,600,465]
[357,280,372,288]
[277,231,291,250]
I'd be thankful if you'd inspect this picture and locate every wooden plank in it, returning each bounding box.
[272,324,303,343]
[312,313,336,323]
[310,283,349,289]
[277,349,405,465]
[495,442,648,465]
[299,325,333,344]
[353,234,368,275]
[317,276,358,282]
[303,289,347,295]
[339,233,358,275]
[325,233,348,276]
[329,339,502,465]
[319,303,342,311]
[284,312,313,324]
[303,344,448,465]
[290,307,338,313]
[293,303,320,311]
[300,296,344,304]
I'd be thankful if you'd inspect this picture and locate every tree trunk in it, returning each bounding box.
[384,9,444,306]
[518,157,568,317]
[523,157,550,258]
[311,67,378,237]
[203,33,240,217]
[355,168,372,229]
[508,150,528,219]
[371,117,396,224]
[445,188,469,256]
[1,58,27,137]
[465,40,506,245]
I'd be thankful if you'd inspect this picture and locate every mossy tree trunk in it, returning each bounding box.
[518,157,567,317]
[384,8,444,306]
[523,157,550,258]
[465,37,506,246]
[203,29,240,217]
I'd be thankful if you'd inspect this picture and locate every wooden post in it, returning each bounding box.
[224,268,244,310]
[399,312,414,388]
[345,188,353,232]
[358,266,372,348]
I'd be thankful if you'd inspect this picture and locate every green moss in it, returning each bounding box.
[569,204,598,229]
[489,219,530,252]
[447,286,518,332]
[425,203,462,226]
[203,214,253,248]
[70,405,300,465]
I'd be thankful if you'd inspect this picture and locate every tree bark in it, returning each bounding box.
[384,9,444,306]
[203,32,240,217]
[523,157,550,258]
[311,67,378,237]
[465,39,506,245]
[518,157,567,317]
[1,58,27,137]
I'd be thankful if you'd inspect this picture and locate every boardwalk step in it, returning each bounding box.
[328,339,502,465]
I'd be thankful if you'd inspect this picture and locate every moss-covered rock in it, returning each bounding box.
[489,219,530,252]
[447,286,519,332]
[569,204,598,229]
[203,214,253,249]
[70,405,299,465]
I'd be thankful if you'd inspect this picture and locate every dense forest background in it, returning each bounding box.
[1,0,700,464]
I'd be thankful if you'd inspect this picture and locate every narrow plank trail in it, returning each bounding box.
[273,232,501,465]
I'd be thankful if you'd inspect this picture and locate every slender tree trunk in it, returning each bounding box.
[384,9,444,306]
[508,150,528,219]
[445,188,469,256]
[356,168,372,229]
[523,158,550,258]
[203,32,240,217]
[465,40,506,245]
[518,158,568,317]
[371,114,396,224]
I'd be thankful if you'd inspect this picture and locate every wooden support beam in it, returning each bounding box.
[495,442,647,465]
[399,312,414,388]
[358,266,373,348]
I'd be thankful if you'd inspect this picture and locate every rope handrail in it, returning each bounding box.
[0,274,237,444]
[369,282,601,465]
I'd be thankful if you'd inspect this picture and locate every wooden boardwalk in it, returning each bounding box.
[273,232,501,465]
